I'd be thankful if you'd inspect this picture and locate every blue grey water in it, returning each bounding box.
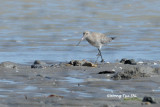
[0,0,160,63]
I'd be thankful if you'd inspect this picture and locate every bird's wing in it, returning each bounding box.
[100,34,112,44]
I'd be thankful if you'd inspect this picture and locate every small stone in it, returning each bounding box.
[112,69,115,71]
[124,59,136,65]
[119,67,122,70]
[153,62,157,65]
[68,60,97,67]
[138,61,143,64]
[34,60,46,65]
[120,58,137,65]
[31,60,47,68]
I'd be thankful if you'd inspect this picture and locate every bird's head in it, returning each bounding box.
[82,31,90,39]
[77,31,90,46]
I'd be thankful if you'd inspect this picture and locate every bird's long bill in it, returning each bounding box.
[76,37,84,46]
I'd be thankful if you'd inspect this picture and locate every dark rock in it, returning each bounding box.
[98,70,115,74]
[0,61,17,68]
[120,58,137,65]
[142,96,156,104]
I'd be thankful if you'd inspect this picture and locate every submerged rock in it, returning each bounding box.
[68,60,97,67]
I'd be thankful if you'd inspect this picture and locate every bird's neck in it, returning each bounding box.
[86,35,92,42]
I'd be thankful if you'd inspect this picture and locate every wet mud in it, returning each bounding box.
[0,59,160,107]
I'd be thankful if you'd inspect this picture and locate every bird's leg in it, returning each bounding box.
[95,55,99,63]
[95,50,100,63]
[98,48,104,62]
[96,51,100,56]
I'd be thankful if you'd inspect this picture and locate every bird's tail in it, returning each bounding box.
[111,37,116,40]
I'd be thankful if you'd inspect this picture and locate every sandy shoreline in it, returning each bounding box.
[0,59,160,107]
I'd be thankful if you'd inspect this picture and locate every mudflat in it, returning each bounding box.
[0,59,160,107]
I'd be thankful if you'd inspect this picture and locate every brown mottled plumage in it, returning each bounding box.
[77,31,115,62]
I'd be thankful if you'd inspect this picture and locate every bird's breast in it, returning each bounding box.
[86,38,102,48]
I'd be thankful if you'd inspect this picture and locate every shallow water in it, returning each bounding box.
[0,0,160,63]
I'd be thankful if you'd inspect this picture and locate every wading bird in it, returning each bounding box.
[77,31,115,62]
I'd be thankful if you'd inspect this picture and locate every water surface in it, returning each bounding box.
[0,0,160,63]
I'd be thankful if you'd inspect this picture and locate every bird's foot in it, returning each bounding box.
[101,59,105,63]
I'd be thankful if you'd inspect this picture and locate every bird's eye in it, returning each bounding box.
[83,32,85,35]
